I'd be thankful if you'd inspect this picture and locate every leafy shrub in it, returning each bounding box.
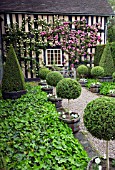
[0,84,89,169]
[112,72,115,82]
[99,42,114,76]
[46,71,63,87]
[2,44,26,92]
[107,17,115,43]
[94,44,105,66]
[83,97,115,141]
[38,67,51,80]
[56,78,81,99]
[77,65,88,78]
[91,66,104,78]
[99,82,115,95]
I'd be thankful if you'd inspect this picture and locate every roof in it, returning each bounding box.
[0,0,114,16]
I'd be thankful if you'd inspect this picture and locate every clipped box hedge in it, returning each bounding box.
[0,84,89,170]
[94,42,115,67]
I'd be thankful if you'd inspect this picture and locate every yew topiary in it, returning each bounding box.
[83,97,115,170]
[2,44,26,93]
[91,66,104,78]
[99,42,114,76]
[38,67,51,80]
[77,65,88,78]
[112,72,115,82]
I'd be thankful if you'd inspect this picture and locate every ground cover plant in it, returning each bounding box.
[0,83,89,170]
[85,79,115,96]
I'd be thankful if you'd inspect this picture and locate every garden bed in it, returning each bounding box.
[0,83,89,169]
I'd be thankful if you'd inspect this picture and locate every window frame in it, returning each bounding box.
[46,49,63,66]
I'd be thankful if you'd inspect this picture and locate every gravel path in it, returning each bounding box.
[62,87,115,159]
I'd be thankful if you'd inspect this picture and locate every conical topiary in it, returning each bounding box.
[2,44,26,97]
[99,42,114,76]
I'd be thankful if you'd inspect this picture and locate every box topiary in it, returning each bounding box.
[38,67,51,80]
[46,71,63,96]
[77,65,88,78]
[56,78,81,100]
[83,97,115,170]
[91,66,104,78]
[56,78,81,132]
[99,42,114,76]
[2,44,26,99]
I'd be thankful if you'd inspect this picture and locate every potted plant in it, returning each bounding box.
[77,65,88,86]
[46,71,63,108]
[2,44,26,99]
[56,78,81,133]
[90,66,104,93]
[99,42,114,82]
[83,97,115,170]
[108,89,115,97]
[38,67,51,86]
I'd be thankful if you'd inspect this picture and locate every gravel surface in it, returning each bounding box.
[62,87,115,159]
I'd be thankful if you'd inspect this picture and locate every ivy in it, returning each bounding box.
[0,84,89,169]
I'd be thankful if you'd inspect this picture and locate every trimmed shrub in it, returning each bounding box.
[2,44,26,92]
[56,78,81,100]
[112,72,115,82]
[38,67,51,80]
[110,42,115,67]
[83,97,115,141]
[94,44,105,66]
[91,66,104,78]
[99,42,114,76]
[46,71,63,87]
[77,65,88,78]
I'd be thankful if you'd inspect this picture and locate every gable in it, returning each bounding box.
[0,0,114,16]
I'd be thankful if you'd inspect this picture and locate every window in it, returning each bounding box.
[46,49,62,66]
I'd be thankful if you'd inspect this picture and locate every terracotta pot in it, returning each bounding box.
[59,112,80,133]
[48,96,62,108]
[2,90,27,100]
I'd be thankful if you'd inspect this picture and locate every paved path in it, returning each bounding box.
[62,87,115,158]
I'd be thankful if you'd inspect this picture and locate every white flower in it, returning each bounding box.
[62,114,66,119]
[95,158,101,164]
[99,165,102,170]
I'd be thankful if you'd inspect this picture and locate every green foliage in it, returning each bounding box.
[0,84,89,169]
[99,42,114,76]
[56,78,81,99]
[94,44,105,66]
[77,65,88,78]
[91,66,104,78]
[2,44,26,92]
[110,42,115,66]
[107,17,115,43]
[38,67,51,80]
[112,72,115,82]
[46,71,63,87]
[83,97,115,141]
[99,82,115,95]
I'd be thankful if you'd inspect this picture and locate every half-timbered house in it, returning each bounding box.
[0,0,114,79]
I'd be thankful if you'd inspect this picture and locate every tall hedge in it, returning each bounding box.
[99,42,114,76]
[94,44,105,66]
[2,44,26,92]
[110,42,115,67]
